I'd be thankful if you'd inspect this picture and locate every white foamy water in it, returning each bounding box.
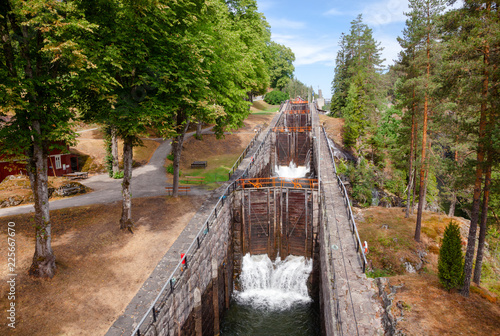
[234,254,312,311]
[275,161,309,178]
[327,138,348,160]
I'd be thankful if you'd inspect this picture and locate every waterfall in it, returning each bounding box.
[235,254,312,311]
[327,138,347,160]
[275,161,309,178]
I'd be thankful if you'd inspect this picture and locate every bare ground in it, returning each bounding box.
[319,114,344,145]
[356,207,500,334]
[0,195,204,335]
[390,274,500,335]
[71,138,160,173]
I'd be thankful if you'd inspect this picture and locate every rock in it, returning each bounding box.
[376,278,405,336]
[54,183,86,197]
[404,262,416,273]
[0,196,23,208]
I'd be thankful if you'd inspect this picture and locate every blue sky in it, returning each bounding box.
[256,0,460,98]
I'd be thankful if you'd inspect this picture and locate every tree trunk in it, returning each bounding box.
[172,135,183,197]
[415,99,428,242]
[422,165,429,211]
[461,39,489,297]
[448,192,457,217]
[120,137,134,231]
[406,103,416,218]
[28,122,56,278]
[411,166,417,214]
[111,126,119,175]
[415,29,431,242]
[196,119,202,139]
[247,92,254,103]
[172,118,190,197]
[473,153,492,285]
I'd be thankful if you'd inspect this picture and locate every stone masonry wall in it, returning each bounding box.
[143,195,233,336]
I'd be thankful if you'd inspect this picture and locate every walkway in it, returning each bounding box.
[0,129,211,218]
[314,110,384,335]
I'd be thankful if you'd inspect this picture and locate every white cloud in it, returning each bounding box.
[272,33,338,67]
[324,8,343,16]
[256,0,275,12]
[375,34,402,67]
[362,0,409,26]
[268,18,306,30]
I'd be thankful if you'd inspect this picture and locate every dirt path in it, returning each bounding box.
[0,128,213,218]
[0,196,204,335]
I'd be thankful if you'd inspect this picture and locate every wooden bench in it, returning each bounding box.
[165,185,191,195]
[181,176,205,184]
[63,172,89,180]
[191,161,207,169]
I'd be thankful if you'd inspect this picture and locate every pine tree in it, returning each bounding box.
[441,0,500,296]
[330,14,384,152]
[438,221,464,291]
[396,0,446,242]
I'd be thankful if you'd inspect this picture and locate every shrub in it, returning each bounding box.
[166,153,174,161]
[166,164,174,174]
[113,171,124,179]
[438,221,464,291]
[264,90,289,105]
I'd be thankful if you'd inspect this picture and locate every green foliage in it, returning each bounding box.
[264,90,289,105]
[166,164,174,175]
[284,78,311,100]
[366,268,391,278]
[438,222,464,291]
[336,160,349,175]
[113,171,124,179]
[331,14,384,116]
[266,41,295,90]
[385,169,407,197]
[104,128,114,177]
[166,153,174,161]
[345,158,377,207]
[342,82,366,148]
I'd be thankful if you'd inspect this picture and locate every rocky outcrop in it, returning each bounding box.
[376,277,405,336]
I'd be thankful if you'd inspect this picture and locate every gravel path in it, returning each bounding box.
[0,129,212,218]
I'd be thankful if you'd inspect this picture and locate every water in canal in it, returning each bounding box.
[221,254,321,335]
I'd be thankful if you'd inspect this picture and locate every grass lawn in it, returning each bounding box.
[166,108,278,189]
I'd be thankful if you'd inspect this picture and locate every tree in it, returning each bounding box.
[342,82,366,149]
[267,41,295,90]
[78,0,164,231]
[0,0,95,277]
[264,90,289,105]
[441,0,500,296]
[396,0,445,242]
[284,77,310,99]
[330,14,384,152]
[438,221,464,291]
[226,0,271,100]
[151,0,270,197]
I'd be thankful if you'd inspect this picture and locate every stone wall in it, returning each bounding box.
[142,196,234,336]
[246,131,273,179]
[108,105,286,336]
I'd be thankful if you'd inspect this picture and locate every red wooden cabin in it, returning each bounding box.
[0,146,78,183]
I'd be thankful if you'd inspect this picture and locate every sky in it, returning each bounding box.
[255,0,458,99]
